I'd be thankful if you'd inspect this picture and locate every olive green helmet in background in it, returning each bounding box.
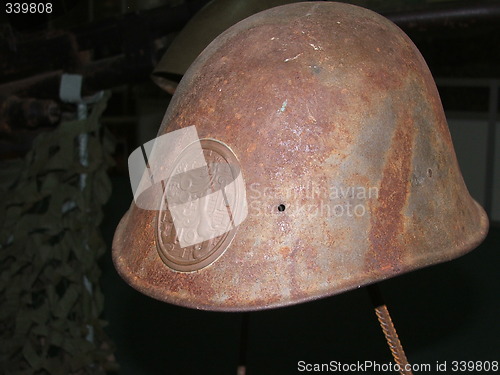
[152,0,299,93]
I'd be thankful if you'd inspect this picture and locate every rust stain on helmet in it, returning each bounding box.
[366,110,416,274]
[113,2,488,311]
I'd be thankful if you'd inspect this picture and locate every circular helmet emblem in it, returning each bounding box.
[156,139,246,272]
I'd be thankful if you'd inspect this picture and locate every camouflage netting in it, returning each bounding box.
[0,92,117,375]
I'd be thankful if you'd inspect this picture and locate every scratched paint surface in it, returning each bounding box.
[113,2,488,311]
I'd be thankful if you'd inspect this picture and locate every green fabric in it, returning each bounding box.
[0,92,117,374]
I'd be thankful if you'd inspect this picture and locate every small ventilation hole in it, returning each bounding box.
[278,204,286,212]
[427,168,433,178]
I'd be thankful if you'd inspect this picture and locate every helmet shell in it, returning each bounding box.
[113,2,488,311]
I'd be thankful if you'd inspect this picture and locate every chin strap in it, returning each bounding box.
[236,286,412,375]
[368,284,413,375]
[237,312,250,375]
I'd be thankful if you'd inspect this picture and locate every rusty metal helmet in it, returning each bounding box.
[113,2,488,311]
